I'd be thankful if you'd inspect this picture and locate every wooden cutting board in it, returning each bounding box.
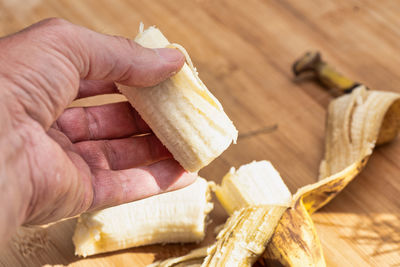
[1,0,399,266]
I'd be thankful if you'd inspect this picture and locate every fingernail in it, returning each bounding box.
[156,48,184,63]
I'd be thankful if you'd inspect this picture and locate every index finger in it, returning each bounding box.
[55,101,151,142]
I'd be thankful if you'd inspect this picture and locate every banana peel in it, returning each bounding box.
[260,55,400,266]
[260,198,324,267]
[202,206,287,266]
[147,246,208,267]
[292,51,360,94]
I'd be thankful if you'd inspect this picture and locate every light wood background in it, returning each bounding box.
[1,0,399,266]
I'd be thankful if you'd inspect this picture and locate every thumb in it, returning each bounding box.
[37,18,185,87]
[2,18,184,129]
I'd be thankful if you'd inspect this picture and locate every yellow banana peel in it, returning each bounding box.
[292,51,360,94]
[260,54,400,266]
[261,198,324,267]
[147,246,208,267]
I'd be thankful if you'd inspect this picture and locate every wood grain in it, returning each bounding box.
[0,0,399,266]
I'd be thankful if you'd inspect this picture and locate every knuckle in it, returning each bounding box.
[102,140,118,169]
[84,108,100,140]
[33,18,75,44]
[113,35,139,50]
[40,17,69,27]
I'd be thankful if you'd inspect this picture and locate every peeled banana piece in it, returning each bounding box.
[215,160,292,215]
[73,178,213,257]
[118,26,238,172]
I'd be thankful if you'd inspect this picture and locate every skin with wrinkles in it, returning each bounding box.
[0,18,196,245]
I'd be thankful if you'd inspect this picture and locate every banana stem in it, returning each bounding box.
[293,51,361,94]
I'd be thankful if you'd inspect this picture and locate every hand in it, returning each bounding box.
[0,18,196,243]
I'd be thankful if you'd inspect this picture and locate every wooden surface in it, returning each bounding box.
[1,0,400,266]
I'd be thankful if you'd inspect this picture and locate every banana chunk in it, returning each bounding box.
[73,178,213,257]
[118,26,238,172]
[215,160,292,215]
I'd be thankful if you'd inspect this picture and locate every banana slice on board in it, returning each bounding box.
[73,178,213,257]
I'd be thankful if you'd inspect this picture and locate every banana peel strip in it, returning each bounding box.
[147,246,208,267]
[148,206,287,267]
[261,198,324,266]
[202,206,287,266]
[262,86,400,266]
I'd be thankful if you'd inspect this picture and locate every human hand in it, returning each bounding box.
[0,18,196,243]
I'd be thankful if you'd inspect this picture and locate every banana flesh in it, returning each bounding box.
[118,26,238,172]
[215,161,292,215]
[73,178,213,257]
